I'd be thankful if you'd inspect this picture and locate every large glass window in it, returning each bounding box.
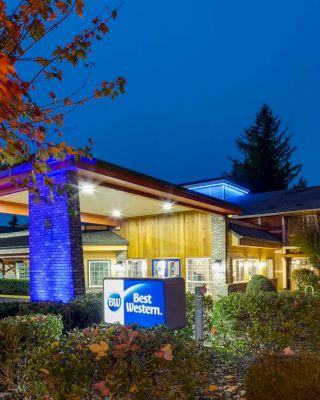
[186,258,213,294]
[126,259,147,278]
[266,259,274,279]
[232,258,259,282]
[232,259,245,282]
[88,260,111,287]
[16,262,30,279]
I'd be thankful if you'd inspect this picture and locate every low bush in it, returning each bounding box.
[27,324,213,400]
[0,279,30,295]
[292,268,320,291]
[246,275,276,293]
[0,314,63,392]
[246,353,320,400]
[211,291,320,356]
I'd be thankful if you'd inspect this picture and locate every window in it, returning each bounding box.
[126,259,147,278]
[291,257,313,272]
[266,259,274,279]
[232,259,245,282]
[246,259,259,279]
[113,262,126,277]
[186,258,213,294]
[88,260,111,287]
[232,258,259,283]
[16,262,29,279]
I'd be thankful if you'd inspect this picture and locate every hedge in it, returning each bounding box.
[0,292,103,332]
[246,353,320,400]
[26,324,213,399]
[0,279,30,295]
[211,291,320,356]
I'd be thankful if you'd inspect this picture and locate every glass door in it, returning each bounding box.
[152,259,180,278]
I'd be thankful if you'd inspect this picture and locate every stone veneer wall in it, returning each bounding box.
[29,169,85,302]
[211,214,228,298]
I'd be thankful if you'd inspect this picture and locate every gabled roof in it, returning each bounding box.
[82,230,128,246]
[228,222,281,243]
[231,186,320,217]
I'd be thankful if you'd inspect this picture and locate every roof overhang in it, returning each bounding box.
[0,158,242,218]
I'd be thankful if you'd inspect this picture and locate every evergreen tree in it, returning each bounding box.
[8,215,19,228]
[226,104,303,192]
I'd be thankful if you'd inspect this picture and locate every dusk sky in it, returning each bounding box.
[51,0,319,186]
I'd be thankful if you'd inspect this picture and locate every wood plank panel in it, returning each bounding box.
[119,211,212,277]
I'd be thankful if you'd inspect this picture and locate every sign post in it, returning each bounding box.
[104,277,186,329]
[195,286,207,341]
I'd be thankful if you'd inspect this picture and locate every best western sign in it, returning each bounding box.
[103,277,186,329]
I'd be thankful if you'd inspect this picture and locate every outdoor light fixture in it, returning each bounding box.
[163,202,173,211]
[81,183,95,194]
[112,210,122,218]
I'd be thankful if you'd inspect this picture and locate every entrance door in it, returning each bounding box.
[152,259,180,278]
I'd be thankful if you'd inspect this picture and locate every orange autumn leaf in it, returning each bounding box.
[154,344,173,361]
[75,0,84,17]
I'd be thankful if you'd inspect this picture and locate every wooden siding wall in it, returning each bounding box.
[119,211,212,278]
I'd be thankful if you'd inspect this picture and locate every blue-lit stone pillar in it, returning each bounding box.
[29,169,85,302]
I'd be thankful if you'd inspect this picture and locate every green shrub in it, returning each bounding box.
[246,275,276,293]
[292,268,320,291]
[0,279,30,295]
[0,314,63,392]
[0,301,20,319]
[211,292,320,356]
[74,291,103,320]
[177,292,214,341]
[246,353,320,400]
[0,293,104,332]
[27,324,213,400]
[17,301,101,332]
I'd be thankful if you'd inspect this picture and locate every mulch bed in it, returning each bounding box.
[200,353,253,400]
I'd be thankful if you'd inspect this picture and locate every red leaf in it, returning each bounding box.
[48,91,56,101]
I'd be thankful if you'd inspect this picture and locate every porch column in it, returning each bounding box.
[29,169,85,302]
[211,214,228,298]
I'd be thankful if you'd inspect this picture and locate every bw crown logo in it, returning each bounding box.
[107,292,122,312]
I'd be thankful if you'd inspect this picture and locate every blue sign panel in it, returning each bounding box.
[104,278,165,328]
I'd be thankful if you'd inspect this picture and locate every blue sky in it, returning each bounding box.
[3,0,320,225]
[59,0,319,185]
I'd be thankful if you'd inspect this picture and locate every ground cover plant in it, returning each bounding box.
[0,314,63,393]
[23,324,213,399]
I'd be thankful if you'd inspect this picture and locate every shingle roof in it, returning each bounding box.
[82,230,128,245]
[0,230,128,250]
[228,222,282,243]
[231,186,320,217]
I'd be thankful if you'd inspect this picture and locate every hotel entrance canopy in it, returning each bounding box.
[0,158,241,302]
[0,158,241,221]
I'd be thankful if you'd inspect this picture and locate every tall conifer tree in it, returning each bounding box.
[226,104,303,192]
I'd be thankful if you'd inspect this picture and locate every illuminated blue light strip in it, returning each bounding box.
[188,182,249,194]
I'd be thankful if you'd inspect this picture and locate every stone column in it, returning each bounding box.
[29,169,85,302]
[211,214,228,298]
